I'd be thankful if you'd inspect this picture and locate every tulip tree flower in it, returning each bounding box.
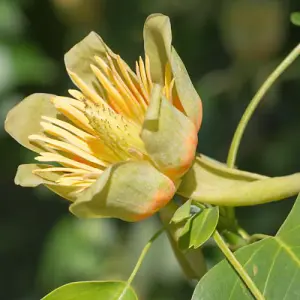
[5,14,201,222]
[5,14,300,223]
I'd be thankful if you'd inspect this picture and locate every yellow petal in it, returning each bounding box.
[5,94,57,153]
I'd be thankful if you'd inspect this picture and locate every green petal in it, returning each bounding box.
[64,31,110,97]
[5,93,57,152]
[15,164,78,201]
[160,201,207,280]
[141,84,198,179]
[70,161,176,222]
[143,13,172,84]
[15,164,52,187]
[170,48,203,130]
[177,154,300,206]
[144,14,202,130]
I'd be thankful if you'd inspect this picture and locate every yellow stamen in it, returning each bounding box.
[29,134,109,167]
[33,167,90,174]
[104,54,145,120]
[164,63,173,102]
[135,61,149,101]
[40,121,93,154]
[52,97,95,135]
[115,55,148,108]
[30,50,176,193]
[41,116,93,140]
[35,152,101,172]
[68,89,85,101]
[90,64,133,117]
[94,55,110,75]
[41,116,117,162]
[55,96,85,111]
[56,178,93,187]
[169,78,175,103]
[145,55,153,91]
[138,56,150,95]
[68,69,108,106]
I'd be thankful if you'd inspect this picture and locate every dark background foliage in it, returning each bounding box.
[1,0,300,299]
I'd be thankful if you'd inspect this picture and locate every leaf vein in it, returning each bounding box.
[279,223,300,236]
[262,247,281,295]
[228,242,266,300]
[282,268,299,300]
[276,237,300,266]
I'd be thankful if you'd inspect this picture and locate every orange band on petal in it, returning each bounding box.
[163,129,198,180]
[131,180,176,221]
[174,93,202,132]
[173,94,185,114]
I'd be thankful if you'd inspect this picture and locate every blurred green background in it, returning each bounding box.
[1,0,300,299]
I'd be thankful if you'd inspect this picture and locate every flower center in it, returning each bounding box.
[29,52,175,194]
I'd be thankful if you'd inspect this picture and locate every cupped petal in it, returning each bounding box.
[15,164,78,201]
[170,48,203,130]
[141,84,198,179]
[177,154,300,206]
[143,13,172,84]
[15,164,53,187]
[64,31,110,97]
[5,93,57,152]
[144,14,202,130]
[70,161,176,222]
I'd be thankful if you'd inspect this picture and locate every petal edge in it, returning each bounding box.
[70,161,176,222]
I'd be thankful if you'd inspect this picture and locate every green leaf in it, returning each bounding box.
[171,199,192,223]
[291,12,300,26]
[192,193,300,300]
[178,217,194,250]
[189,206,219,249]
[42,281,138,300]
[159,202,207,280]
[141,84,198,179]
[178,207,219,250]
[4,93,57,153]
[178,154,300,206]
[70,161,175,222]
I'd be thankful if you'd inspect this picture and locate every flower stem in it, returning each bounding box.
[118,227,164,298]
[223,43,300,229]
[227,43,300,167]
[213,230,265,300]
[237,227,251,240]
[126,227,164,286]
[249,233,271,243]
